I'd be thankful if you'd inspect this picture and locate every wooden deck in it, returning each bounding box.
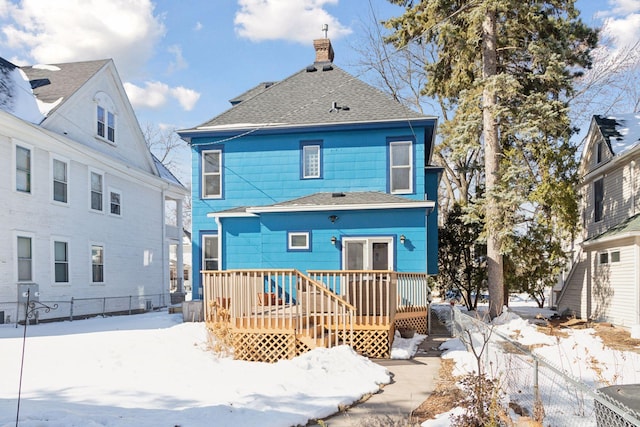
[202,269,430,362]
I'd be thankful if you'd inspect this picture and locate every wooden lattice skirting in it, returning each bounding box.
[394,310,428,335]
[231,331,297,363]
[339,328,391,359]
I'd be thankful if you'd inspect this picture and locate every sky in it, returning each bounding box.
[0,0,639,181]
[1,299,639,426]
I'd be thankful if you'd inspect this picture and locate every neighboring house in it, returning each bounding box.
[178,39,440,361]
[170,229,192,294]
[555,113,640,327]
[0,57,187,324]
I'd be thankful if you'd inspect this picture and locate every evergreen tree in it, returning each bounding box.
[385,0,597,317]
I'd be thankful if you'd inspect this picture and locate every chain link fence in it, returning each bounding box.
[0,292,170,325]
[437,305,640,427]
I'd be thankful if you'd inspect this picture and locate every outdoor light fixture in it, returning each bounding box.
[328,215,338,223]
[400,234,406,244]
[331,236,337,245]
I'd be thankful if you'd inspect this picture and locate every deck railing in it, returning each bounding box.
[307,270,430,319]
[202,269,355,348]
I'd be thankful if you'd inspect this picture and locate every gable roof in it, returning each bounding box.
[593,113,640,156]
[184,46,432,134]
[21,59,110,116]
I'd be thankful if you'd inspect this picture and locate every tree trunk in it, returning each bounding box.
[482,7,504,318]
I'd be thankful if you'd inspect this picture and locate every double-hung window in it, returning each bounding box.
[90,171,103,211]
[17,236,32,282]
[92,245,104,283]
[54,241,69,283]
[16,145,31,193]
[390,141,413,194]
[301,142,321,179]
[97,105,116,143]
[203,235,219,270]
[53,158,68,203]
[594,177,604,222]
[202,150,222,198]
[110,189,121,216]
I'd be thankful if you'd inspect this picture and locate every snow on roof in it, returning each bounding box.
[606,113,640,155]
[0,58,45,124]
[32,64,61,71]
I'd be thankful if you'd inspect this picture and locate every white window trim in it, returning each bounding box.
[288,231,310,250]
[598,248,621,266]
[51,154,70,206]
[202,235,219,271]
[94,92,117,145]
[390,141,413,194]
[14,230,35,283]
[108,187,122,217]
[341,236,394,271]
[52,237,70,285]
[302,144,321,179]
[593,176,604,223]
[202,149,222,199]
[89,168,105,213]
[13,140,34,195]
[90,242,105,284]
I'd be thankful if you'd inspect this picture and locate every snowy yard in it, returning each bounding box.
[0,311,394,427]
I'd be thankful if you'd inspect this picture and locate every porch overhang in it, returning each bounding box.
[246,200,435,214]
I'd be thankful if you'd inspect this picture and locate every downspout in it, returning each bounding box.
[161,188,168,306]
[215,216,223,271]
[632,160,637,216]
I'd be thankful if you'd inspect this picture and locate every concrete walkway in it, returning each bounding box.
[311,311,452,427]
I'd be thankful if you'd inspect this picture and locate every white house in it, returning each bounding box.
[555,113,640,327]
[0,57,187,324]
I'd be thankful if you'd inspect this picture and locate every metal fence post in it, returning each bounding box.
[128,296,132,315]
[69,297,74,321]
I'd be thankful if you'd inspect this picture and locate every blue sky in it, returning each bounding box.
[0,0,637,181]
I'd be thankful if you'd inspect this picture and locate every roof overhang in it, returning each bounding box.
[583,231,640,247]
[246,200,435,214]
[177,117,437,143]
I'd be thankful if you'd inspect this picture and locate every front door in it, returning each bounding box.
[343,237,393,270]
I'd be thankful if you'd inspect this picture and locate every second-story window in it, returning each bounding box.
[90,171,103,211]
[301,142,322,179]
[53,158,68,203]
[594,177,604,222]
[110,189,121,216]
[16,145,31,193]
[390,141,413,194]
[202,150,222,198]
[596,141,605,164]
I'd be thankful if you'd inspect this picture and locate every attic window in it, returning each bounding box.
[596,141,605,164]
[94,92,116,144]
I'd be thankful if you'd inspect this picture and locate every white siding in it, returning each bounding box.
[0,107,178,323]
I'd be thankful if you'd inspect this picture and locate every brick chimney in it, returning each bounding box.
[313,38,334,63]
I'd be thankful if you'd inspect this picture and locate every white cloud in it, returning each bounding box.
[600,14,640,50]
[124,81,200,112]
[194,21,203,31]
[234,0,352,44]
[170,86,200,111]
[167,44,188,74]
[0,0,165,79]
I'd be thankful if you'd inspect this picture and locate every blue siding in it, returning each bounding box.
[189,122,438,299]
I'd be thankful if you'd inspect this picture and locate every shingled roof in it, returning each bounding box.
[593,113,640,156]
[21,59,109,116]
[186,39,430,133]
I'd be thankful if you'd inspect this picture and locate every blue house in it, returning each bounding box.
[178,39,440,361]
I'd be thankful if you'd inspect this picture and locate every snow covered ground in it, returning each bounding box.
[422,298,640,426]
[0,310,424,427]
